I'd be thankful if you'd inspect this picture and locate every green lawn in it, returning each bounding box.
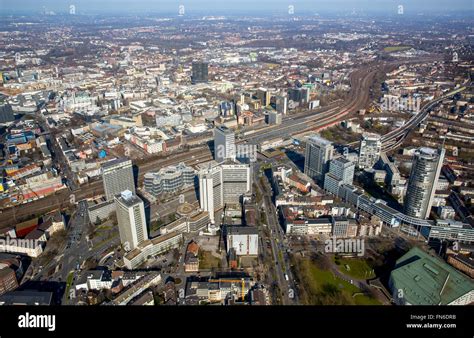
[333,256,375,280]
[198,251,221,270]
[305,260,358,292]
[383,46,411,52]
[296,258,381,305]
[92,233,118,250]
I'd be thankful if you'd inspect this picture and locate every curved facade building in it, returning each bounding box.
[404,147,445,219]
[144,163,195,196]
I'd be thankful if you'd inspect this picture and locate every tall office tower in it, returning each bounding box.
[324,157,355,196]
[198,161,250,222]
[276,95,288,115]
[304,135,334,185]
[221,162,251,204]
[287,87,310,104]
[256,88,271,107]
[191,61,208,84]
[115,190,148,251]
[214,125,236,163]
[143,163,195,197]
[404,147,445,219]
[199,164,222,223]
[288,88,303,102]
[102,158,135,200]
[358,133,382,169]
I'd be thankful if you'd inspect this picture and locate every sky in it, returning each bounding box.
[0,0,473,15]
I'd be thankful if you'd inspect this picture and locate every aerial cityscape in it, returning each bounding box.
[0,1,473,326]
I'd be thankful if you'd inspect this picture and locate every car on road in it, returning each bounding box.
[284,274,289,281]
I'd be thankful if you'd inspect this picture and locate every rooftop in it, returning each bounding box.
[390,247,474,305]
[307,134,332,147]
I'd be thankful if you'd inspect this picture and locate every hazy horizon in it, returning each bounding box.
[1,0,473,16]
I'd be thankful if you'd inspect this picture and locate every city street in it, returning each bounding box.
[255,163,298,305]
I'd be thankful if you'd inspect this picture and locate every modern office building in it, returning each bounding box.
[304,135,334,184]
[214,125,236,163]
[115,190,148,251]
[102,158,135,200]
[199,164,222,223]
[404,147,445,219]
[324,157,355,196]
[198,161,251,222]
[267,111,282,125]
[123,232,183,270]
[332,216,350,238]
[288,87,310,104]
[256,88,271,107]
[358,133,382,169]
[144,163,195,196]
[221,162,251,205]
[427,219,474,244]
[191,61,208,84]
[276,95,288,115]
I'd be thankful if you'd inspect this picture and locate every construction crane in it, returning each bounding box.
[208,278,246,301]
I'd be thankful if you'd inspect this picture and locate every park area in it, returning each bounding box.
[383,45,412,52]
[333,255,375,280]
[292,255,381,305]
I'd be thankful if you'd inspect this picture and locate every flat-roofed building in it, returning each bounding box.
[389,247,474,305]
[123,232,183,270]
[226,226,258,256]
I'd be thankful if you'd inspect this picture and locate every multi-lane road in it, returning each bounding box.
[255,164,298,305]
